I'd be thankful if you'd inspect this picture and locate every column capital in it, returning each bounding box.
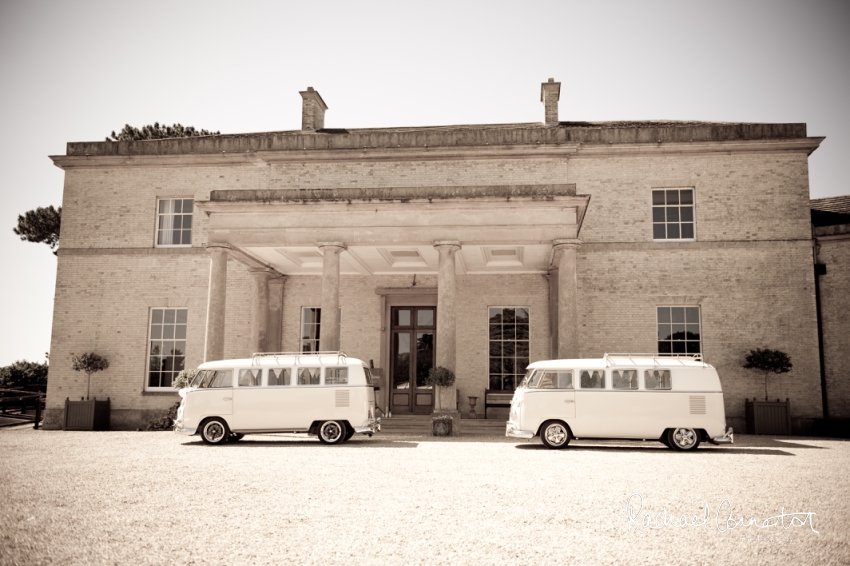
[552,238,581,251]
[205,243,231,254]
[248,267,274,277]
[318,242,347,253]
[433,240,462,251]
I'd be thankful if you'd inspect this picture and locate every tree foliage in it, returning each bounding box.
[106,122,220,142]
[13,205,61,255]
[71,352,109,400]
[743,348,792,401]
[427,366,456,415]
[0,360,49,389]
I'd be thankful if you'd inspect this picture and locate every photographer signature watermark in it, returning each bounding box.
[626,493,818,535]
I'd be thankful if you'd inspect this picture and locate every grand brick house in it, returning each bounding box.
[45,79,829,433]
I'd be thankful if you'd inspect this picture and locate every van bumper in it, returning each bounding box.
[173,419,196,435]
[710,427,734,445]
[506,421,534,439]
[354,418,381,435]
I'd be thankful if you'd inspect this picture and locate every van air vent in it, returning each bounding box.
[689,395,706,415]
[335,390,350,408]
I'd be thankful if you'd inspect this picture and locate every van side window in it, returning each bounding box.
[326,368,349,385]
[645,370,672,390]
[202,370,232,388]
[612,370,638,390]
[268,368,291,386]
[580,370,605,389]
[538,371,573,389]
[298,367,321,385]
[238,369,262,387]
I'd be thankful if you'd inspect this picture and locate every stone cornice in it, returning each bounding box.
[49,137,824,170]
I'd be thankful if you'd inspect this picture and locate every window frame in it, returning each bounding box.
[651,188,696,242]
[488,306,531,392]
[656,306,702,356]
[579,369,606,389]
[145,307,188,391]
[155,197,194,248]
[300,306,342,353]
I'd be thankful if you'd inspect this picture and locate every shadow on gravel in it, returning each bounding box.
[514,444,797,456]
[180,439,420,448]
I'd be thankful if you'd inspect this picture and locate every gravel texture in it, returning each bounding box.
[1,427,848,565]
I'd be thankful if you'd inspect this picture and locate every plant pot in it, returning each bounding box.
[745,398,791,435]
[431,416,453,437]
[64,397,111,431]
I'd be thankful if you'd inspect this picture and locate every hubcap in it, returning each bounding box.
[322,422,341,442]
[205,422,225,442]
[545,424,567,446]
[674,428,695,448]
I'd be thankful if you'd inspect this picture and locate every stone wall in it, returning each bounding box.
[816,229,850,419]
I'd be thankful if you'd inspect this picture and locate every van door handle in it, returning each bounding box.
[223,397,232,401]
[564,400,573,403]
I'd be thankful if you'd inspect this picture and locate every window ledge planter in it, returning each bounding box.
[745,398,791,435]
[64,397,111,431]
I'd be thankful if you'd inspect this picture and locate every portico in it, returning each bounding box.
[196,184,589,416]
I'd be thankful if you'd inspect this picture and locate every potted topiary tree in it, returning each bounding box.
[64,352,111,431]
[743,348,793,435]
[427,366,456,436]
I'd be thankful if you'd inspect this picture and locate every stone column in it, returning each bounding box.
[434,241,461,426]
[249,269,272,354]
[267,276,286,353]
[318,242,346,352]
[553,238,581,359]
[204,246,229,362]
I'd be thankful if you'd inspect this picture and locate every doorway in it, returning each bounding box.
[389,307,436,415]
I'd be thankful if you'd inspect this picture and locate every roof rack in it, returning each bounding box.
[603,353,704,367]
[250,351,349,365]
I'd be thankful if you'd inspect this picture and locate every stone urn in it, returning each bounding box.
[467,396,478,419]
[431,415,453,436]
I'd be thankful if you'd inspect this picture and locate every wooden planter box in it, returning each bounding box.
[64,397,111,431]
[745,398,791,435]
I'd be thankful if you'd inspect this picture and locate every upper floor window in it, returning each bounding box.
[300,307,341,353]
[657,306,701,355]
[652,189,694,240]
[157,198,193,247]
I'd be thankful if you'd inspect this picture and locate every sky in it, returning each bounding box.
[0,0,848,366]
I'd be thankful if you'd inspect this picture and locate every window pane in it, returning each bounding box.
[489,325,502,340]
[326,368,349,385]
[652,208,665,222]
[653,224,666,239]
[652,190,665,205]
[149,371,161,387]
[672,341,686,354]
[164,310,175,324]
[298,367,320,385]
[239,369,261,387]
[150,325,162,339]
[667,224,680,239]
[489,358,501,374]
[657,307,671,323]
[658,323,672,341]
[515,324,529,340]
[501,308,516,323]
[176,310,187,324]
[173,200,183,213]
[394,309,411,327]
[680,207,694,222]
[489,342,501,356]
[666,207,680,222]
[680,190,693,205]
[516,342,529,357]
[613,370,638,389]
[503,325,516,340]
[681,223,694,239]
[181,231,192,245]
[183,198,194,211]
[173,215,183,230]
[488,308,502,323]
[417,309,434,327]
[685,307,700,323]
[489,375,502,390]
[515,308,529,322]
[666,190,679,205]
[183,215,193,229]
[556,371,573,389]
[151,310,163,324]
[658,341,672,354]
[671,308,685,323]
[687,341,701,354]
[502,342,515,357]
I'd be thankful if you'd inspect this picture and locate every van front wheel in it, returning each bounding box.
[668,427,701,451]
[201,418,230,445]
[318,421,345,445]
[540,420,570,449]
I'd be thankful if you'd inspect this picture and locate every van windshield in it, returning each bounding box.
[518,369,538,389]
[190,370,206,388]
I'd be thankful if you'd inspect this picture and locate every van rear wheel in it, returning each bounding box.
[668,427,701,451]
[318,420,345,445]
[200,418,229,445]
[540,420,570,449]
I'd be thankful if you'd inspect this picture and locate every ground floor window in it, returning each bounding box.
[657,306,701,355]
[300,307,341,353]
[489,307,530,390]
[148,308,187,388]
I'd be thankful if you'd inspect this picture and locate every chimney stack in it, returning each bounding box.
[300,87,328,131]
[540,78,561,125]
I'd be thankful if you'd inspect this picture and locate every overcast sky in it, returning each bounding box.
[0,0,848,366]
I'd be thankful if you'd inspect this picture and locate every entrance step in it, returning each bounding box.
[379,415,507,436]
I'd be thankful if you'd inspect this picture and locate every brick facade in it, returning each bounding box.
[44,82,830,434]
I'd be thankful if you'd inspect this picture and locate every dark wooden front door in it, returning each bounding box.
[389,307,436,415]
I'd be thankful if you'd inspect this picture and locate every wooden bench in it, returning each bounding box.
[484,390,513,419]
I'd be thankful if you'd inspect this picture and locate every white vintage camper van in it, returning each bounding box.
[174,352,380,445]
[506,354,733,450]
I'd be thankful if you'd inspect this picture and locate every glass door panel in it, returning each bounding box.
[390,307,436,415]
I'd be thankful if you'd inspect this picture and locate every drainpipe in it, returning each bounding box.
[812,233,829,421]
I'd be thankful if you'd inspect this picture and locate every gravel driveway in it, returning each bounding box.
[1,428,848,565]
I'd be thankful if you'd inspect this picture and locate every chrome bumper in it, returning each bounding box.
[354,418,381,435]
[506,421,534,439]
[173,419,196,435]
[711,427,734,444]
